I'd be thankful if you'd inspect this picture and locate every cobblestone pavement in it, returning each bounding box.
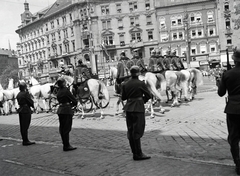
[1,77,237,175]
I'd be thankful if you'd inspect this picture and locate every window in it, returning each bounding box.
[200,44,206,54]
[192,30,196,38]
[116,4,121,13]
[72,40,75,51]
[46,35,49,44]
[130,16,139,26]
[119,34,125,46]
[179,32,183,39]
[71,27,74,36]
[148,31,153,40]
[51,21,54,29]
[129,2,137,12]
[198,30,202,37]
[227,39,232,44]
[83,39,89,48]
[146,16,152,25]
[172,32,177,40]
[58,31,61,40]
[51,33,55,42]
[64,43,69,53]
[224,2,229,11]
[191,48,196,55]
[101,6,109,15]
[207,11,214,23]
[63,29,68,38]
[226,20,231,29]
[159,17,166,29]
[83,23,88,31]
[45,23,48,31]
[57,19,60,26]
[209,28,215,36]
[161,33,169,42]
[62,16,67,25]
[118,19,123,28]
[103,35,114,45]
[145,0,150,10]
[210,43,216,53]
[102,20,111,29]
[69,13,72,22]
[131,32,141,42]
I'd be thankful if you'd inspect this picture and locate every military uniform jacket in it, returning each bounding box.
[121,78,151,112]
[56,87,77,115]
[218,65,240,114]
[148,56,158,72]
[117,59,130,78]
[16,91,34,114]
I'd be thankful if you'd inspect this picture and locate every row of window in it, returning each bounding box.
[46,27,74,44]
[47,13,73,31]
[48,40,76,57]
[101,0,151,15]
[22,50,46,64]
[22,38,45,53]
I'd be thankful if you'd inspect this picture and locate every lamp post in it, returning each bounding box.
[87,1,97,75]
[183,13,191,68]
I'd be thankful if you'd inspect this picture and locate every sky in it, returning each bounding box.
[0,0,56,51]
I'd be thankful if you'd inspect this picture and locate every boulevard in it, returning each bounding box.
[0,77,237,175]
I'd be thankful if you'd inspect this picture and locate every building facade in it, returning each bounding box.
[217,0,240,67]
[17,0,239,81]
[155,0,219,69]
[0,49,18,75]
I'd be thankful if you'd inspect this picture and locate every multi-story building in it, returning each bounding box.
[217,0,240,68]
[0,48,18,75]
[17,0,238,81]
[155,0,219,69]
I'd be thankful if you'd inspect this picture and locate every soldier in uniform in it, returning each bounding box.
[162,51,171,70]
[121,66,152,160]
[56,78,78,151]
[74,59,91,84]
[148,49,157,72]
[129,49,146,73]
[16,82,35,146]
[217,48,240,175]
[156,50,166,71]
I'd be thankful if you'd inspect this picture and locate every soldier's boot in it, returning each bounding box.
[230,146,240,175]
[129,138,136,156]
[133,139,151,161]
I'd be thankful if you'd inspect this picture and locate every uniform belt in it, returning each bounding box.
[20,104,28,107]
[128,97,142,101]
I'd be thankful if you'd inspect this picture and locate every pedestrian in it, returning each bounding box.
[56,77,77,151]
[121,65,152,160]
[16,82,35,146]
[217,48,240,175]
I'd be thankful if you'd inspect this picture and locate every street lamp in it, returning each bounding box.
[183,13,191,68]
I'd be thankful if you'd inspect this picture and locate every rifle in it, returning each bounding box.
[226,49,232,71]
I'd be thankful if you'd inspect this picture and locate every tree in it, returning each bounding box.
[0,64,19,89]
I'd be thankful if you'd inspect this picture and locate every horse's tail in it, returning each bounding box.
[189,68,203,86]
[145,72,163,100]
[155,73,167,91]
[98,80,110,102]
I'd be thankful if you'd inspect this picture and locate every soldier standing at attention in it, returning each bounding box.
[56,78,77,151]
[217,48,240,175]
[156,50,166,71]
[121,66,152,160]
[16,82,35,146]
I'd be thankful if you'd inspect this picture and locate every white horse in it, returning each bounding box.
[0,84,7,115]
[178,68,203,101]
[1,78,20,114]
[109,67,118,86]
[60,75,110,119]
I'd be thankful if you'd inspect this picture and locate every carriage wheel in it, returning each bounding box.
[49,97,59,113]
[77,96,93,113]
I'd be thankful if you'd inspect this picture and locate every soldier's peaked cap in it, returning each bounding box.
[18,82,27,87]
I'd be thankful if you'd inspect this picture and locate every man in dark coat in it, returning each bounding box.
[217,48,240,175]
[56,78,78,151]
[16,82,35,146]
[121,65,152,160]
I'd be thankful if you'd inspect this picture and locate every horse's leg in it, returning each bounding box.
[150,100,155,119]
[115,97,121,115]
[99,107,104,119]
[42,99,48,113]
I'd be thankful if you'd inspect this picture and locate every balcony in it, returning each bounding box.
[105,44,116,49]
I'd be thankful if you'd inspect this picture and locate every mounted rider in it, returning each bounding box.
[156,50,166,71]
[148,49,158,72]
[170,50,185,70]
[126,49,146,73]
[162,50,172,70]
[74,59,91,84]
